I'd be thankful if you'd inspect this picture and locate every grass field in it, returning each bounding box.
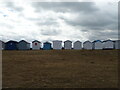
[2,50,119,88]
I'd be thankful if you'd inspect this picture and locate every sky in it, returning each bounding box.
[0,0,119,43]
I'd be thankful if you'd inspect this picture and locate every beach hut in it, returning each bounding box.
[64,40,72,49]
[53,40,62,50]
[83,41,93,50]
[73,41,82,50]
[43,42,52,50]
[0,40,5,50]
[18,40,30,50]
[103,40,114,49]
[5,40,18,50]
[32,40,41,50]
[93,40,103,50]
[114,40,120,49]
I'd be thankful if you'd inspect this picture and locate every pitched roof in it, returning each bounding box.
[92,40,102,43]
[74,41,82,44]
[32,40,41,43]
[19,40,30,44]
[6,40,18,44]
[83,41,91,44]
[64,40,72,43]
[102,40,113,42]
[53,40,62,42]
[44,42,51,44]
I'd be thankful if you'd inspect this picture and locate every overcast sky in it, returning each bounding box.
[0,0,119,43]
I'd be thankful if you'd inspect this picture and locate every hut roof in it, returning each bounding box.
[19,40,30,44]
[44,42,51,44]
[32,40,41,43]
[83,41,91,44]
[74,41,81,43]
[64,40,72,43]
[103,40,113,43]
[5,40,18,44]
[53,40,62,42]
[92,40,102,43]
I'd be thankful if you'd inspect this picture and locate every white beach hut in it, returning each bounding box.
[64,40,72,49]
[103,40,114,49]
[53,40,62,50]
[93,40,103,50]
[83,41,93,50]
[32,40,41,50]
[73,41,82,50]
[114,40,120,49]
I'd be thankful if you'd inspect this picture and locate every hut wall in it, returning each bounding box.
[53,41,62,50]
[73,41,82,50]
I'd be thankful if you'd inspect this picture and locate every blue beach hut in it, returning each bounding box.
[43,42,52,50]
[5,40,18,50]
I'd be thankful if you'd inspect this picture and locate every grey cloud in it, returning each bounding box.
[81,30,90,32]
[0,2,118,42]
[41,29,61,36]
[1,33,37,43]
[31,2,118,41]
[0,23,14,29]
[36,19,58,26]
[64,12,117,30]
[32,2,98,13]
[26,17,58,26]
[88,30,118,41]
[27,18,42,21]
[37,21,57,26]
[5,2,23,12]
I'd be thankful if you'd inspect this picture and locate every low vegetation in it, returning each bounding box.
[2,50,119,88]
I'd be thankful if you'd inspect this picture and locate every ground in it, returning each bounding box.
[2,50,119,88]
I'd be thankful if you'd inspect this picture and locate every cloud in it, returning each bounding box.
[32,2,98,13]
[0,1,118,43]
[60,2,117,31]
[64,12,117,31]
[89,30,118,41]
[5,2,24,12]
[41,29,61,36]
[36,18,58,26]
[0,23,14,29]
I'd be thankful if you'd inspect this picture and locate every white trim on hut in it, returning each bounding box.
[32,40,41,50]
[73,41,82,50]
[53,40,62,50]
[103,40,114,49]
[83,41,93,50]
[93,40,103,50]
[64,40,72,49]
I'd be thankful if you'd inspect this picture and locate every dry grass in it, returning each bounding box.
[2,50,119,88]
